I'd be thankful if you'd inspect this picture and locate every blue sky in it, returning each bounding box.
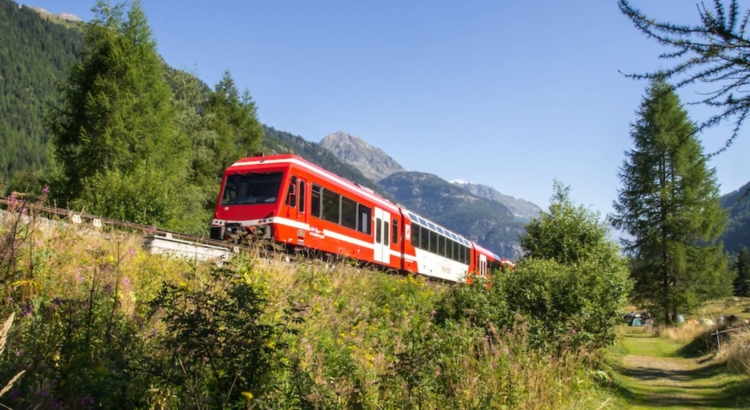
[25,0,750,216]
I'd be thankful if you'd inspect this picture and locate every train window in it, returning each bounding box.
[285,175,297,208]
[453,241,458,261]
[341,196,357,230]
[221,172,283,205]
[420,226,429,250]
[357,205,372,235]
[298,180,306,213]
[429,230,437,253]
[392,219,398,245]
[441,236,448,258]
[311,185,322,217]
[411,222,419,245]
[384,219,390,246]
[322,188,340,223]
[376,218,382,243]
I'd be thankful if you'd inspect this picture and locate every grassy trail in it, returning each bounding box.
[612,331,749,409]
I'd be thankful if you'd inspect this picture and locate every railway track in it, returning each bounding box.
[0,196,248,262]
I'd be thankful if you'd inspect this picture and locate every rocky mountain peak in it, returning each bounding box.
[320,131,405,182]
[451,181,541,222]
[26,6,82,22]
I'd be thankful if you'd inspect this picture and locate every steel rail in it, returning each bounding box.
[0,196,251,253]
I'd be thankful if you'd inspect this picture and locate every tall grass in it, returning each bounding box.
[0,206,614,409]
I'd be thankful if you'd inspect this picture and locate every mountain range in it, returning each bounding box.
[319,131,536,258]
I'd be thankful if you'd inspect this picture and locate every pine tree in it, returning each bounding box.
[619,0,750,151]
[733,248,750,297]
[48,0,188,225]
[611,79,730,325]
[204,71,263,178]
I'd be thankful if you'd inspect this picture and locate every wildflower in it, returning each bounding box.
[21,304,32,317]
[128,248,136,256]
[15,349,25,357]
[430,309,436,316]
[571,329,577,334]
[42,185,50,194]
[504,348,509,355]
[80,396,95,407]
[242,391,254,400]
[122,277,131,287]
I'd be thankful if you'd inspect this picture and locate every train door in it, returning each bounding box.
[479,254,487,277]
[285,175,299,221]
[296,177,307,225]
[373,208,390,265]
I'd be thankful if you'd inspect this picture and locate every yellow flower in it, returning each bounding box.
[242,391,254,400]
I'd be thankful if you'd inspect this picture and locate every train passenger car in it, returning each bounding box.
[402,211,473,282]
[472,243,506,278]
[210,154,404,270]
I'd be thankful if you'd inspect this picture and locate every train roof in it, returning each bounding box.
[472,242,502,261]
[229,154,400,212]
[402,210,473,248]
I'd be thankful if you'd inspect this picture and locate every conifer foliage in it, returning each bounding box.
[49,0,187,226]
[733,248,750,297]
[619,0,750,151]
[611,79,730,324]
[204,71,264,178]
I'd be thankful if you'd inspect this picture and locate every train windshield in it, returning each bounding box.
[221,172,284,205]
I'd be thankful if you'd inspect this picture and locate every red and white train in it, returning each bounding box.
[210,154,513,282]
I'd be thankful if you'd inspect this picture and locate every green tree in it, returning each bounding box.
[514,182,631,349]
[522,181,617,265]
[733,248,750,297]
[203,70,263,182]
[48,0,188,226]
[436,182,630,351]
[611,79,730,325]
[619,0,750,151]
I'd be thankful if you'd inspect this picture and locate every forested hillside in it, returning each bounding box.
[720,180,750,254]
[0,0,83,180]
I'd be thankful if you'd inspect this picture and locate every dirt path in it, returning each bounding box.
[614,333,748,409]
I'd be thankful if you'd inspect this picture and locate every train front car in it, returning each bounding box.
[210,155,292,244]
[210,154,404,271]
